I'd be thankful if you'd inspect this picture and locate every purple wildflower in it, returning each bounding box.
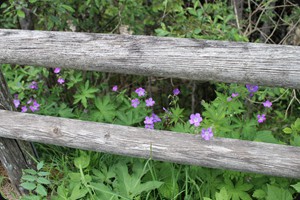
[189,113,203,127]
[27,98,32,105]
[152,113,161,123]
[13,99,20,108]
[257,114,266,123]
[246,84,259,93]
[232,93,239,97]
[29,100,40,112]
[145,98,155,107]
[145,124,154,129]
[135,87,146,97]
[112,85,118,92]
[144,116,154,125]
[54,68,61,74]
[144,116,154,129]
[57,78,65,84]
[29,81,38,90]
[131,98,140,108]
[173,88,180,96]
[227,97,232,102]
[201,128,213,141]
[263,100,272,108]
[21,106,28,113]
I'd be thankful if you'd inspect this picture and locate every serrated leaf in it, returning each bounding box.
[215,187,229,200]
[291,182,300,192]
[266,185,293,200]
[21,175,36,182]
[252,189,266,199]
[70,184,89,199]
[17,10,25,18]
[37,177,51,185]
[20,182,36,191]
[35,184,47,196]
[95,96,116,122]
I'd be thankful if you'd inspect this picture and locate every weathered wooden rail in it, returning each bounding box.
[0,110,300,178]
[0,29,299,88]
[0,29,300,182]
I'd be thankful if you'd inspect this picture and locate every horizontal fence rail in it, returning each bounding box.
[0,110,299,178]
[0,29,300,88]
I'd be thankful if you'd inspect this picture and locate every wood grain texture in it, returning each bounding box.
[0,110,299,178]
[0,29,299,88]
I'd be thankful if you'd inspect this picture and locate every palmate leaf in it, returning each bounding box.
[223,178,253,200]
[113,162,163,199]
[73,80,98,108]
[95,95,116,123]
[266,185,293,200]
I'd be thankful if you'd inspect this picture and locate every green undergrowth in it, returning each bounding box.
[1,0,300,199]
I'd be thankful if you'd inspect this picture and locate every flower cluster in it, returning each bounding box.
[144,113,161,129]
[54,68,65,85]
[13,95,40,113]
[189,113,214,140]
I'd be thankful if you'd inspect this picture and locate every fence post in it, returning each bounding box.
[0,69,36,195]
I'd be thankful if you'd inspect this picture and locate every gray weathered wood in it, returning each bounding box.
[0,70,35,195]
[0,110,299,178]
[0,29,299,88]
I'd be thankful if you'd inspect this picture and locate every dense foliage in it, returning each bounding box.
[0,0,300,199]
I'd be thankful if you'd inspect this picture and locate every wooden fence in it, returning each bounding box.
[0,29,299,187]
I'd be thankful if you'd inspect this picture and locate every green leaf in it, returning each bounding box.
[37,177,51,185]
[17,10,25,18]
[69,172,81,182]
[215,187,229,200]
[23,169,37,175]
[29,0,37,3]
[70,184,89,200]
[291,182,300,192]
[252,189,266,199]
[283,127,292,134]
[266,185,293,200]
[95,96,116,122]
[255,131,279,144]
[20,182,36,191]
[35,184,47,196]
[37,161,44,171]
[21,175,36,182]
[61,4,75,12]
[73,80,98,108]
[74,152,90,169]
[38,171,50,177]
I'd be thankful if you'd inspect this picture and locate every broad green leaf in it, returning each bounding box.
[68,172,81,182]
[29,0,37,3]
[283,127,292,134]
[17,10,25,18]
[70,184,89,200]
[90,182,119,199]
[215,187,229,200]
[95,96,116,122]
[20,182,36,191]
[291,182,300,192]
[35,184,47,196]
[266,185,293,200]
[74,153,90,169]
[255,131,278,144]
[252,189,266,199]
[21,175,36,182]
[37,177,51,185]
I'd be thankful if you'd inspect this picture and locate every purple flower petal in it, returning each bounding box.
[145,98,155,107]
